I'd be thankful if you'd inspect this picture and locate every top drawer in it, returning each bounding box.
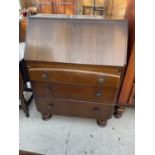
[29,68,120,88]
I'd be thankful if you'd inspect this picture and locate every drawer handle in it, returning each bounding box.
[47,103,53,109]
[93,107,99,114]
[42,73,48,80]
[96,92,102,97]
[98,77,105,84]
[45,87,51,93]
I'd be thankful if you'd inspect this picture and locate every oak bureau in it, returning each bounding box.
[24,14,128,127]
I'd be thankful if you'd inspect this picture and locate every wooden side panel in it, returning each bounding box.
[128,83,135,105]
[125,0,135,58]
[117,43,135,105]
[116,0,135,106]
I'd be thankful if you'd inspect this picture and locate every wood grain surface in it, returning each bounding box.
[35,97,114,120]
[32,81,117,103]
[29,67,120,87]
[24,15,128,66]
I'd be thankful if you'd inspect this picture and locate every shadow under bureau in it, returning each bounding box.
[24,14,128,127]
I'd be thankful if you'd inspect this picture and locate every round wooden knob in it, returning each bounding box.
[45,87,51,93]
[48,103,53,109]
[98,77,105,84]
[42,73,48,80]
[96,92,102,97]
[93,107,99,114]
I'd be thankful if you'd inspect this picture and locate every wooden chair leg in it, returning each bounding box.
[26,94,33,107]
[20,94,29,117]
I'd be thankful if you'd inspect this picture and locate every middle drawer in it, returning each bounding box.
[31,81,117,103]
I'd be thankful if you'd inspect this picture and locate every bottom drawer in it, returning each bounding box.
[35,98,114,120]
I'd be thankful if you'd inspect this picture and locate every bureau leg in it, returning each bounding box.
[41,113,52,120]
[96,120,107,127]
[114,106,125,118]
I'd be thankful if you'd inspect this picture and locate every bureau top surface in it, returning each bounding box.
[24,14,128,66]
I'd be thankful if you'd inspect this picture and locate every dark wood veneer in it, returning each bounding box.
[29,68,120,88]
[25,15,128,126]
[35,98,114,121]
[31,81,117,103]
